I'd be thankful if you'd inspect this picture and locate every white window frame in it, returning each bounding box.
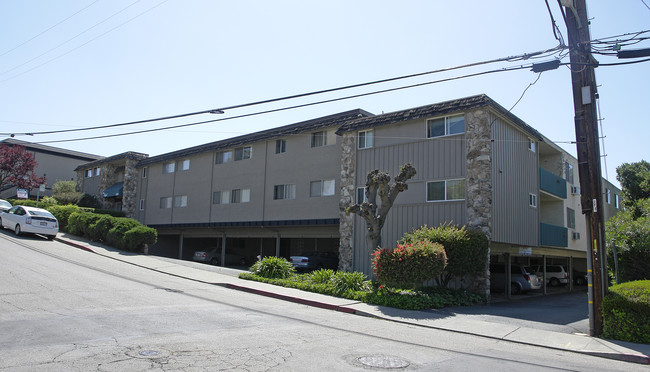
[160,197,172,209]
[310,179,335,197]
[426,114,465,139]
[139,199,145,211]
[606,188,611,204]
[615,194,620,209]
[230,188,251,203]
[85,169,92,178]
[358,130,374,149]
[273,184,296,200]
[275,139,286,154]
[567,207,576,229]
[528,138,536,152]
[234,146,252,161]
[215,150,233,164]
[356,187,368,203]
[180,159,190,171]
[426,179,466,202]
[565,162,574,184]
[529,193,538,208]
[311,131,326,147]
[163,162,175,174]
[94,167,101,176]
[174,195,188,208]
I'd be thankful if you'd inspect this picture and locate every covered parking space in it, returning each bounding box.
[490,243,588,300]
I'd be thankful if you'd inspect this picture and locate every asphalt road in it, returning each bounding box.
[0,230,643,371]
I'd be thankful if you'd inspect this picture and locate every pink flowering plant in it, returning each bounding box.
[372,240,447,290]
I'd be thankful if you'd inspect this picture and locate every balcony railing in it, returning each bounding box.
[540,222,568,247]
[540,168,567,199]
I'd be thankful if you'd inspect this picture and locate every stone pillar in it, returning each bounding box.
[75,170,84,192]
[338,132,356,272]
[99,163,116,209]
[465,108,493,299]
[122,159,138,219]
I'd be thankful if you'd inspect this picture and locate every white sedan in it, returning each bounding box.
[0,205,59,240]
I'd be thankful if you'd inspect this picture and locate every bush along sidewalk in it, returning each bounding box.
[602,280,650,344]
[240,257,483,311]
[65,211,157,253]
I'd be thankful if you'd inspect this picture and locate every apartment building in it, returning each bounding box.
[0,138,103,199]
[73,94,621,290]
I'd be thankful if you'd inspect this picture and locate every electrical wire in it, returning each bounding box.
[3,44,566,137]
[545,0,565,45]
[34,64,533,144]
[641,0,650,11]
[508,72,543,111]
[0,0,101,59]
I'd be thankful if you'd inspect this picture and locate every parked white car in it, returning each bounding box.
[531,265,569,287]
[0,205,58,240]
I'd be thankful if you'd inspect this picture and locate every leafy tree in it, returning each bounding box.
[616,160,650,209]
[345,163,417,255]
[52,180,82,205]
[0,144,45,191]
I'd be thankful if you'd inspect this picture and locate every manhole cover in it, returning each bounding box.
[357,355,410,369]
[139,350,160,357]
[126,348,171,359]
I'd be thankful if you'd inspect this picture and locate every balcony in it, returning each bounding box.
[540,222,568,248]
[540,168,567,199]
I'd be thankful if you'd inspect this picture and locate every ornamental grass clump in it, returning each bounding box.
[373,240,447,290]
[249,256,296,279]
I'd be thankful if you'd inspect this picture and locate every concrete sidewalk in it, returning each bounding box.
[55,233,650,365]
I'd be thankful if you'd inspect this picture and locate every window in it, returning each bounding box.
[274,184,296,200]
[356,187,368,203]
[615,194,620,209]
[180,159,190,171]
[310,179,335,197]
[213,190,231,204]
[311,131,326,147]
[529,193,538,208]
[215,150,233,164]
[142,167,147,178]
[426,114,465,138]
[160,197,172,209]
[139,199,145,211]
[426,179,466,201]
[94,167,101,176]
[234,146,252,161]
[163,162,175,174]
[567,208,576,229]
[174,195,188,208]
[606,188,611,204]
[358,130,373,149]
[565,162,574,184]
[230,188,251,203]
[85,169,92,178]
[275,139,286,154]
[528,138,536,152]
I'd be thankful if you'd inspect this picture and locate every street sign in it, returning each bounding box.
[17,189,28,199]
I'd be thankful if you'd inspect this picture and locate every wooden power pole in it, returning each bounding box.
[562,0,607,336]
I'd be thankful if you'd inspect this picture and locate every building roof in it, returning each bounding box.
[138,109,373,166]
[74,151,149,171]
[335,94,545,141]
[1,138,104,161]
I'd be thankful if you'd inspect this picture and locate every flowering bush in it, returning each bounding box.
[372,240,447,290]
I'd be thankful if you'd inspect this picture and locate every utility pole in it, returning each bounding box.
[562,0,607,336]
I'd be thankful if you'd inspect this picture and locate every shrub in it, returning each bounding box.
[67,211,103,237]
[77,193,102,208]
[41,196,58,205]
[47,204,81,231]
[123,225,158,252]
[93,209,126,218]
[249,256,296,279]
[9,199,56,209]
[401,223,488,287]
[373,240,447,290]
[602,280,650,344]
[53,192,82,205]
[106,218,141,249]
[309,268,335,284]
[330,271,370,296]
[88,214,116,242]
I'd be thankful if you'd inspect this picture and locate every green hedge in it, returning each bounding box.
[373,240,447,290]
[47,205,81,231]
[67,211,157,252]
[602,280,650,344]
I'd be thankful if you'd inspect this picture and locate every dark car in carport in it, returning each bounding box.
[289,251,338,271]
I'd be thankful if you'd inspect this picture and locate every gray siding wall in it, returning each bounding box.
[490,114,540,246]
[139,127,342,226]
[352,117,467,274]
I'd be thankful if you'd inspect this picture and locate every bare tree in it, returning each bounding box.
[345,163,417,253]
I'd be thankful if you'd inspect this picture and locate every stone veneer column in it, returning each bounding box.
[465,108,492,298]
[122,159,138,219]
[99,163,116,209]
[338,132,356,272]
[75,170,84,192]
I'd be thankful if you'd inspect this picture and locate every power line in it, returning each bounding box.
[508,72,544,111]
[4,44,566,137]
[34,64,534,144]
[0,0,101,58]
[641,0,650,11]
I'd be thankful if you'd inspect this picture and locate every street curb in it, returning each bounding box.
[54,237,95,253]
[225,283,357,314]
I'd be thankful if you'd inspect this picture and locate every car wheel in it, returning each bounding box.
[510,283,521,295]
[209,258,219,266]
[549,277,560,287]
[14,224,21,236]
[47,235,56,241]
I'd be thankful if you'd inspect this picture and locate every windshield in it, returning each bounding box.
[0,200,11,208]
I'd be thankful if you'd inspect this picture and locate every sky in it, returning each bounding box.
[1,1,649,188]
